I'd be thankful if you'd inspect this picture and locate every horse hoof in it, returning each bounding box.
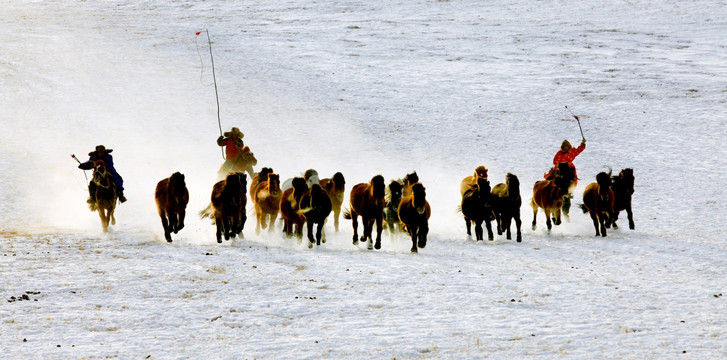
[411,247,418,253]
[308,242,313,249]
[217,239,222,244]
[374,241,381,250]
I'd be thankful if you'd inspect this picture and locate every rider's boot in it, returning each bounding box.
[87,182,97,205]
[118,190,127,203]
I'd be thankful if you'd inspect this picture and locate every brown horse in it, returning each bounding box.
[579,171,615,237]
[343,175,386,250]
[398,183,431,253]
[383,180,404,233]
[208,173,247,243]
[252,173,281,233]
[154,172,189,242]
[319,172,346,232]
[299,184,333,247]
[91,161,117,232]
[249,167,273,199]
[460,165,488,195]
[611,168,635,230]
[461,176,494,241]
[279,177,307,238]
[531,162,576,231]
[217,146,258,180]
[491,173,522,242]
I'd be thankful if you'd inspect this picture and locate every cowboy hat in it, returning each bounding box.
[89,145,113,156]
[223,127,244,138]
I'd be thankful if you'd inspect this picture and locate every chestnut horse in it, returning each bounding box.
[398,183,431,253]
[279,177,307,238]
[611,168,635,230]
[252,173,281,233]
[383,180,404,233]
[460,165,488,195]
[91,161,117,232]
[461,176,494,241]
[249,167,273,199]
[491,173,522,242]
[343,175,386,250]
[319,172,346,232]
[154,172,189,242]
[299,183,333,247]
[531,162,576,231]
[579,171,615,237]
[209,172,247,243]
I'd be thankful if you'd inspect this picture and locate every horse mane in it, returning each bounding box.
[371,175,386,199]
[291,177,308,201]
[258,167,273,182]
[404,171,418,185]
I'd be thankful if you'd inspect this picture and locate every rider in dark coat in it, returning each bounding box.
[78,145,126,204]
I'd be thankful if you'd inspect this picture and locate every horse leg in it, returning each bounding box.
[333,207,340,232]
[589,211,601,236]
[255,208,262,234]
[531,202,538,230]
[514,213,522,242]
[316,221,324,246]
[562,195,571,221]
[215,214,223,243]
[504,215,512,240]
[495,212,503,235]
[98,208,108,232]
[160,211,172,242]
[268,212,278,233]
[364,219,374,250]
[374,215,383,250]
[626,201,635,230]
[474,220,483,241]
[351,213,360,245]
[544,210,552,231]
[465,217,472,236]
[418,221,428,249]
[176,210,186,233]
[224,216,233,240]
[409,225,418,253]
[306,221,315,248]
[484,218,494,241]
[599,214,607,237]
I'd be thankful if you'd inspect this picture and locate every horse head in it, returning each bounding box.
[474,165,488,179]
[411,183,428,214]
[267,173,281,196]
[371,175,386,205]
[555,162,575,190]
[169,172,187,197]
[404,171,419,185]
[92,161,113,188]
[619,168,635,195]
[258,167,273,182]
[506,173,520,198]
[291,177,308,200]
[596,171,612,196]
[304,169,320,188]
[386,180,403,207]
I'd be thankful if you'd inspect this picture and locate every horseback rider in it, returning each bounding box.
[544,138,585,216]
[78,145,127,204]
[217,127,256,179]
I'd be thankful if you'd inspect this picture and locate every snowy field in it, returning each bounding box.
[1,0,726,358]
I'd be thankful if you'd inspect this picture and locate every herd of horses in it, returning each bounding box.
[89,158,635,252]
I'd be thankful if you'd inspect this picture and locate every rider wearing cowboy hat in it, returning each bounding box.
[217,127,245,159]
[78,145,127,204]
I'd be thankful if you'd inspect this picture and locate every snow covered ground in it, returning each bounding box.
[1,0,726,358]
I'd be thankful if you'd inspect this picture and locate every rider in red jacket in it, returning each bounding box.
[544,139,586,182]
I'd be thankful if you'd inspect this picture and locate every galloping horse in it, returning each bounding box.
[531,162,576,231]
[249,167,273,199]
[154,172,189,242]
[383,180,404,233]
[319,172,346,232]
[279,177,307,238]
[579,171,615,237]
[91,161,117,232]
[299,184,333,247]
[461,176,494,241]
[343,175,386,250]
[611,168,635,230]
[460,165,488,195]
[398,183,431,253]
[252,173,281,233]
[217,146,257,180]
[208,173,247,243]
[491,173,522,242]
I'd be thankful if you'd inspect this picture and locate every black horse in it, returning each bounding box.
[461,177,494,241]
[491,173,522,242]
[611,168,635,230]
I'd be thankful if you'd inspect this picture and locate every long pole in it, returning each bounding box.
[197,30,225,159]
[71,154,88,182]
[565,105,585,141]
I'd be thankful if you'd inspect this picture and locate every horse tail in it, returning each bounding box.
[199,203,214,219]
[578,203,589,214]
[343,209,352,220]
